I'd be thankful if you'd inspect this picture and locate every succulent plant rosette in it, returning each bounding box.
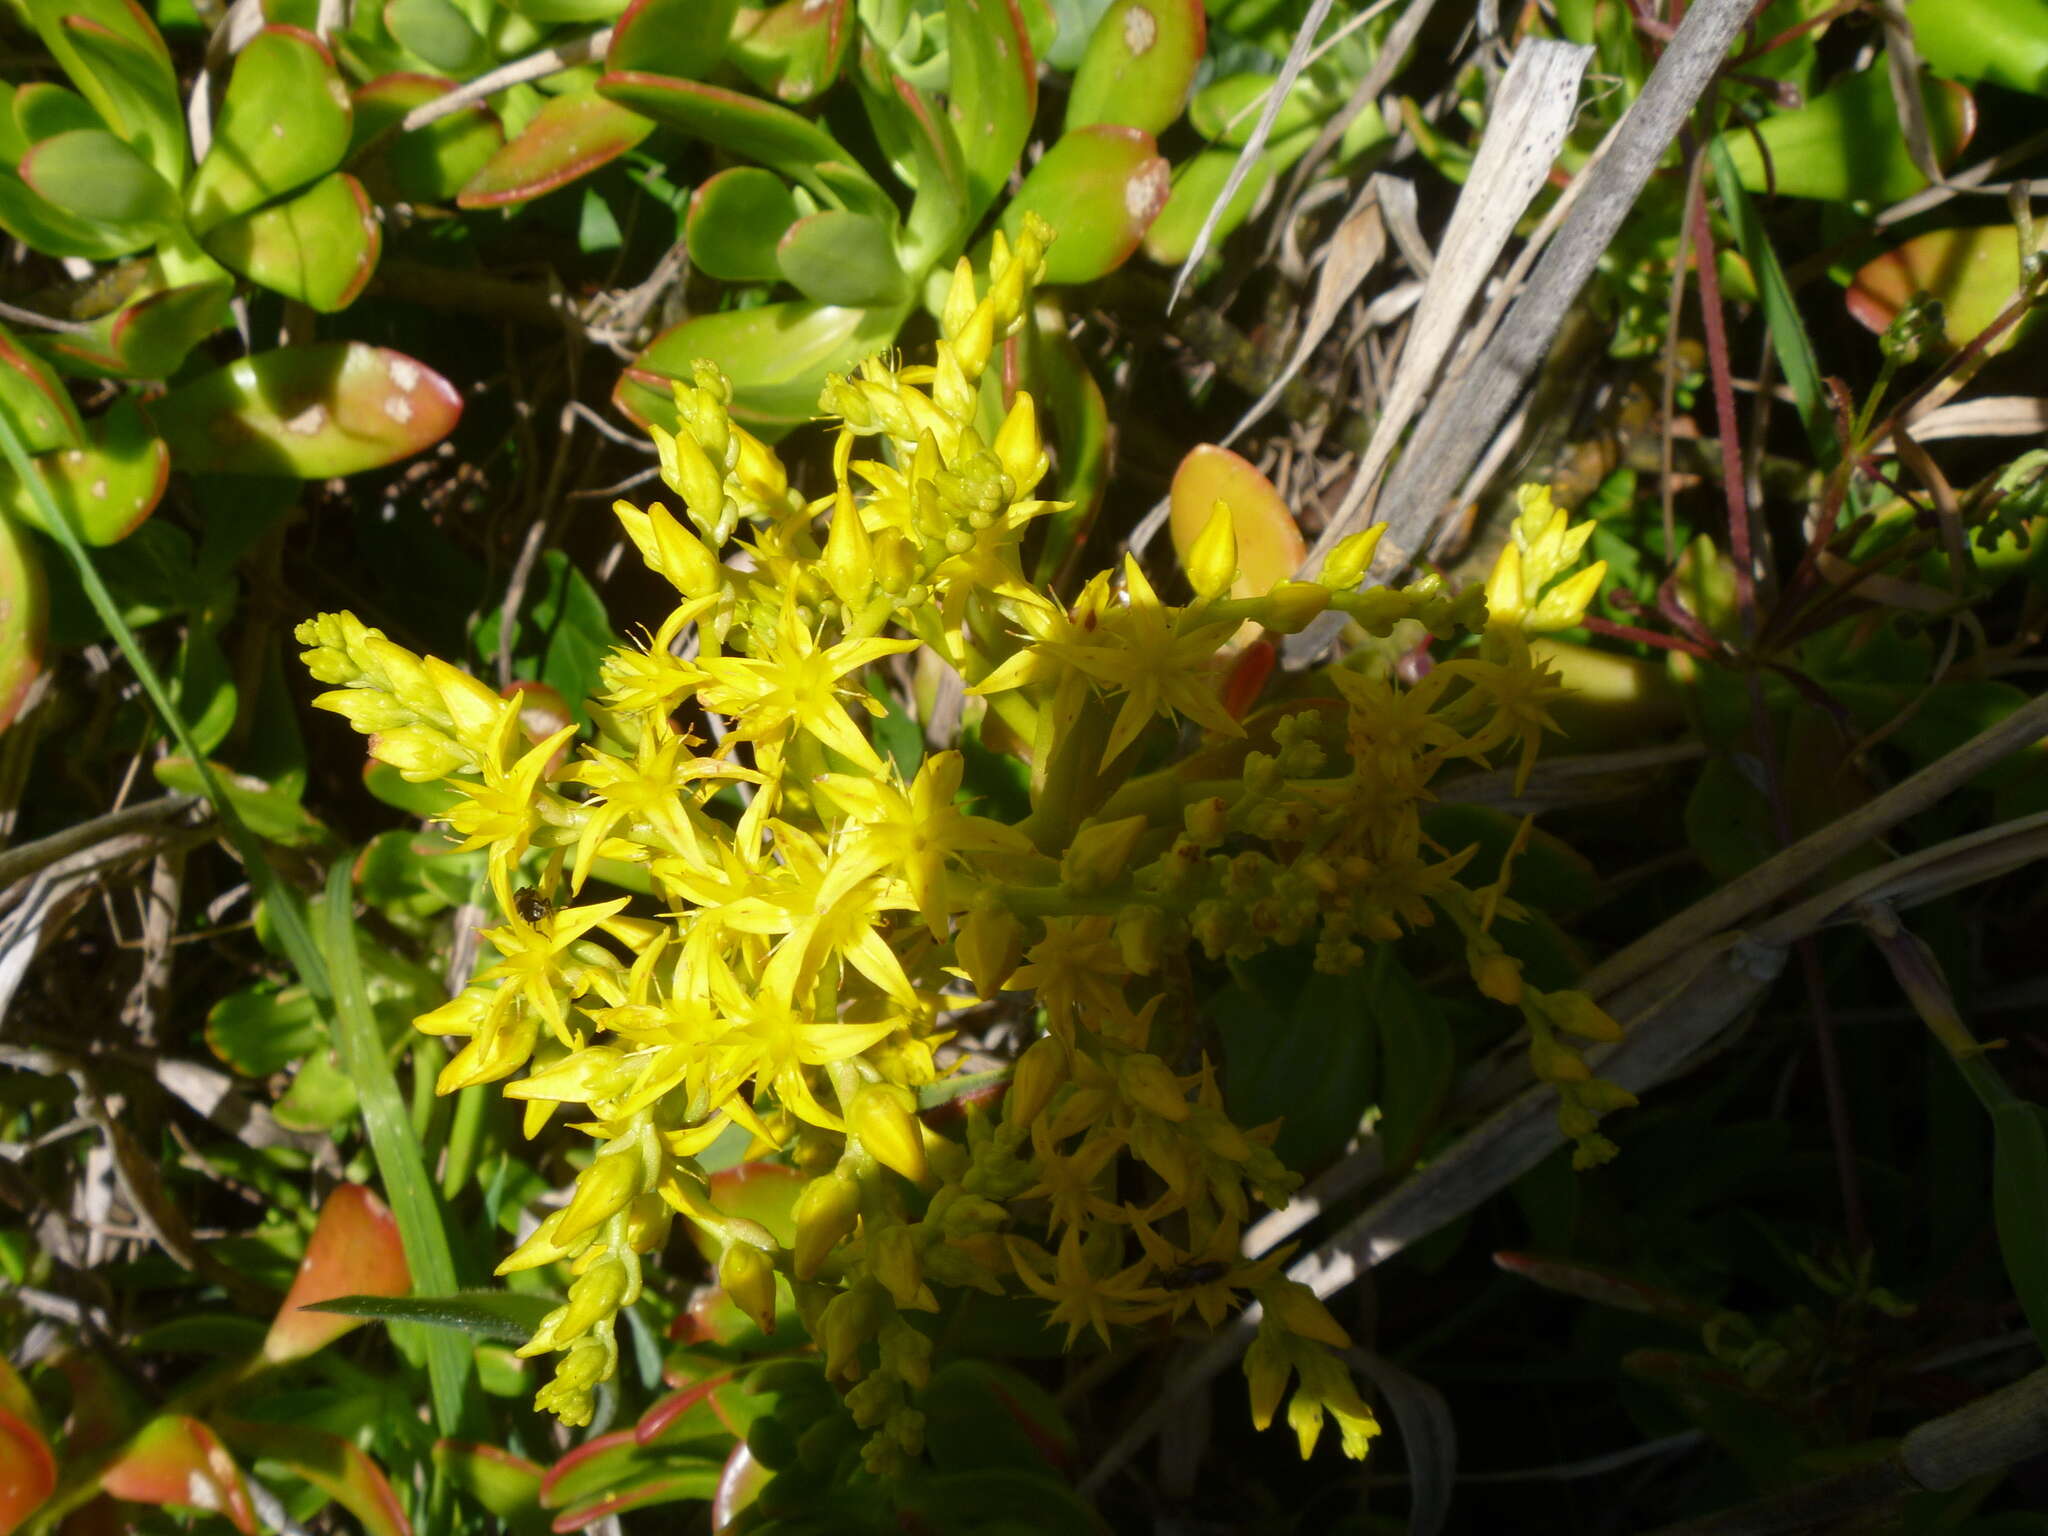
[296,217,1632,1479]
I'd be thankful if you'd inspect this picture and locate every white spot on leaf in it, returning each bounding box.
[1123,3,1157,55]
[387,356,421,392]
[383,395,414,424]
[1126,159,1170,223]
[283,404,327,436]
[186,1471,220,1511]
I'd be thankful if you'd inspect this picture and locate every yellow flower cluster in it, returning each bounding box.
[296,215,1630,1464]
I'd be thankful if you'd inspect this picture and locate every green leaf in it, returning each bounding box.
[471,548,611,725]
[35,280,232,380]
[204,171,381,311]
[1141,128,1315,266]
[1209,945,1378,1172]
[775,208,909,307]
[348,74,505,204]
[999,124,1167,285]
[597,70,874,207]
[18,127,179,229]
[1908,0,2048,95]
[1370,947,1453,1169]
[685,166,798,281]
[432,1440,546,1528]
[0,321,86,451]
[605,0,739,80]
[12,81,105,144]
[217,1419,412,1536]
[0,396,168,545]
[1189,71,1331,146]
[207,982,324,1076]
[616,300,905,437]
[868,70,968,272]
[0,513,46,733]
[275,1045,361,1129]
[1167,441,1302,598]
[456,88,653,208]
[302,1289,556,1342]
[53,12,187,187]
[727,0,852,104]
[943,0,1036,221]
[1716,66,1972,205]
[0,164,151,259]
[25,0,184,183]
[185,26,354,234]
[148,342,463,476]
[920,1360,1075,1474]
[1992,1101,2048,1344]
[324,860,477,1435]
[501,0,628,21]
[1022,301,1107,585]
[383,0,489,73]
[1065,0,1204,136]
[154,756,327,844]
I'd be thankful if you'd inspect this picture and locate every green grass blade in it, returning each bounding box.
[1707,137,1834,469]
[324,858,477,1436]
[0,407,332,1006]
[1992,1100,2048,1347]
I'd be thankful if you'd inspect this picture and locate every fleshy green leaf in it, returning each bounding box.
[0,164,152,259]
[999,124,1168,284]
[218,1420,413,1536]
[185,26,353,233]
[1908,0,2048,95]
[0,479,46,734]
[148,342,462,476]
[0,321,87,451]
[433,1440,546,1527]
[1993,1101,2048,1344]
[457,87,653,208]
[728,0,852,103]
[1065,0,1204,136]
[18,126,179,229]
[205,171,381,311]
[685,166,799,281]
[54,13,187,187]
[597,70,876,206]
[35,280,232,380]
[1848,222,2048,352]
[13,80,107,145]
[944,0,1036,221]
[349,73,505,204]
[776,208,909,306]
[383,0,489,74]
[0,396,168,545]
[606,0,740,79]
[616,299,904,436]
[1141,128,1315,265]
[1717,67,1973,204]
[1189,71,1331,146]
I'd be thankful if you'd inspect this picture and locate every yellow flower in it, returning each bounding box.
[473,893,631,1051]
[696,594,916,773]
[564,718,754,892]
[1004,1230,1162,1349]
[702,942,902,1132]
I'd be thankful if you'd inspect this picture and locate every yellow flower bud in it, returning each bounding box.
[792,1173,862,1280]
[546,1255,630,1350]
[1529,1029,1591,1084]
[1318,524,1385,591]
[820,1286,877,1380]
[1061,814,1148,894]
[718,1241,779,1335]
[370,725,468,782]
[497,1209,583,1275]
[1244,1331,1291,1431]
[993,391,1046,494]
[1184,796,1229,848]
[1544,990,1624,1042]
[1527,561,1608,632]
[1187,501,1239,601]
[555,1147,645,1246]
[1119,1053,1191,1123]
[1258,581,1331,634]
[1485,539,1526,627]
[957,904,1026,998]
[823,483,874,609]
[1260,1279,1351,1349]
[850,1085,927,1185]
[625,1193,672,1255]
[1003,1036,1067,1128]
[870,1224,924,1309]
[1116,904,1168,977]
[1472,951,1523,1006]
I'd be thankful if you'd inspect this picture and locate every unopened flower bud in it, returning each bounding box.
[1187,502,1240,601]
[1116,904,1168,977]
[1472,951,1523,1006]
[1529,1029,1591,1084]
[1261,1279,1352,1348]
[555,1146,646,1246]
[1184,797,1230,848]
[850,1085,927,1185]
[1004,1036,1067,1128]
[820,1286,877,1380]
[870,1224,924,1309]
[1318,524,1386,591]
[1061,815,1148,895]
[957,903,1026,997]
[1119,1053,1191,1122]
[791,1173,862,1280]
[370,725,468,782]
[1544,990,1624,1042]
[1259,581,1331,633]
[718,1241,779,1335]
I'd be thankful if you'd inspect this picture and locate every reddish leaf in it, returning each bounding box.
[0,1403,56,1534]
[36,282,232,381]
[1168,443,1304,599]
[456,88,652,209]
[349,74,505,204]
[261,1183,412,1364]
[1847,222,2048,353]
[0,323,85,451]
[219,1419,412,1536]
[101,1416,257,1534]
[203,172,380,313]
[729,0,852,103]
[148,342,462,477]
[634,1371,738,1446]
[432,1440,543,1523]
[710,1441,768,1532]
[684,1162,803,1262]
[0,396,168,545]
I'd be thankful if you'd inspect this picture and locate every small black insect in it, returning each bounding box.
[1158,1261,1230,1291]
[513,886,552,925]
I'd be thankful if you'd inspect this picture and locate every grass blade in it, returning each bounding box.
[324,859,476,1437]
